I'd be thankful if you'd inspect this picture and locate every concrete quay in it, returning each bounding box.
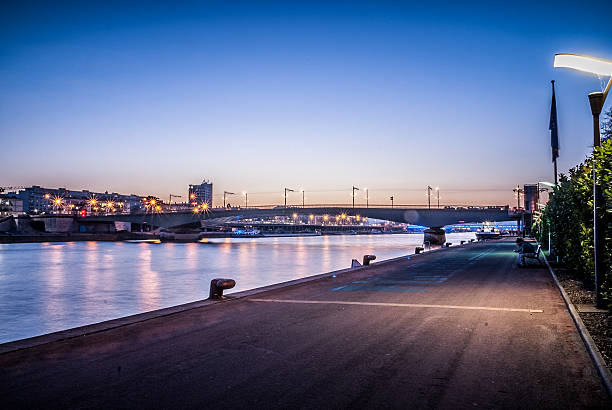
[1,239,610,409]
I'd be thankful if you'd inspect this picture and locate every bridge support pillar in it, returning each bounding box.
[423,227,446,246]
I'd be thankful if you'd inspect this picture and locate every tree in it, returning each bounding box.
[602,106,612,142]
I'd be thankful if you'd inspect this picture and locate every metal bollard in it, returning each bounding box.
[209,278,236,299]
[362,254,376,266]
[415,247,424,254]
[460,240,465,245]
[445,242,452,247]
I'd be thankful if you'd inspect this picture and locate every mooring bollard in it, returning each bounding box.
[415,246,424,254]
[445,242,451,247]
[209,278,236,299]
[362,254,376,266]
[351,259,362,268]
[460,240,466,245]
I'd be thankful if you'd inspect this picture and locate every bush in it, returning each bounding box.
[540,139,612,306]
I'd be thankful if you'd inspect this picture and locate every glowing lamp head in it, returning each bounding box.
[341,213,347,219]
[190,193,195,200]
[150,199,156,205]
[554,54,612,76]
[309,214,314,220]
[193,207,200,214]
[202,203,208,210]
[155,205,161,211]
[54,198,62,205]
[292,213,298,219]
[323,215,329,221]
[44,194,50,199]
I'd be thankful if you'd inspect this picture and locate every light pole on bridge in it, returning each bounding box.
[352,186,359,209]
[364,188,369,208]
[300,189,305,208]
[436,187,440,209]
[554,53,612,308]
[390,196,394,208]
[427,186,433,209]
[284,188,294,208]
[223,191,235,208]
[243,192,248,209]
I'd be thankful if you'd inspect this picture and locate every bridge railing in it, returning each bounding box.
[82,204,510,217]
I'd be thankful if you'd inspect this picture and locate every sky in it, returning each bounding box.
[1,0,611,207]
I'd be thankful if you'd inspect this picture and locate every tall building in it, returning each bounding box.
[189,179,213,207]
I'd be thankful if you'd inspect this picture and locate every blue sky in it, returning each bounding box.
[1,1,611,206]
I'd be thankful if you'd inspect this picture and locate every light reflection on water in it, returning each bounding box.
[0,233,475,343]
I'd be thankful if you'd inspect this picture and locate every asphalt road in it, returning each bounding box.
[1,239,609,409]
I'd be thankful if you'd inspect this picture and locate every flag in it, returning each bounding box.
[549,81,559,162]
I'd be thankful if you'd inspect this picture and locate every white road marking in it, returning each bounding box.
[250,298,543,313]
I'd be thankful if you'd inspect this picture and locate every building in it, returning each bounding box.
[189,179,213,208]
[0,194,23,217]
[15,186,149,215]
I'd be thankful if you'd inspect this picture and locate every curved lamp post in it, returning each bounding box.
[553,53,612,308]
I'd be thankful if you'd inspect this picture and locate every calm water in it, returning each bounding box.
[0,233,474,343]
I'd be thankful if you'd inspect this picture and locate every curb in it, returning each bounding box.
[543,253,612,398]
[0,240,472,355]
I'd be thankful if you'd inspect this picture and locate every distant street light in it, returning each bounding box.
[364,187,369,208]
[300,189,305,208]
[554,53,612,308]
[436,187,440,209]
[243,191,248,208]
[284,188,294,207]
[427,186,433,209]
[390,196,394,208]
[352,186,359,209]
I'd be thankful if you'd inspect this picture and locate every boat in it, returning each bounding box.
[476,224,501,241]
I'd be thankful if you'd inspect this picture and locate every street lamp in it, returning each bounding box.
[284,188,294,207]
[352,186,359,209]
[390,196,394,208]
[300,189,305,208]
[243,191,248,208]
[513,185,524,237]
[436,187,440,209]
[364,187,369,208]
[554,53,612,308]
[427,186,433,209]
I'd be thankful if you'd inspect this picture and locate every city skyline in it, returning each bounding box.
[2,1,611,206]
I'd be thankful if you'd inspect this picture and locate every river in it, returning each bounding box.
[0,232,475,344]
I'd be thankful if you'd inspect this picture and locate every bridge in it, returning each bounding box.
[82,205,514,229]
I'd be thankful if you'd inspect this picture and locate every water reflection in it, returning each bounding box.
[0,233,475,343]
[138,244,160,311]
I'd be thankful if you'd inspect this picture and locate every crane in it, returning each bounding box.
[169,194,182,204]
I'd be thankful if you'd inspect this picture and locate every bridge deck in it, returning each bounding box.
[1,239,608,408]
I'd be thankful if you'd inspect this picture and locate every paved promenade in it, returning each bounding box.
[1,239,609,409]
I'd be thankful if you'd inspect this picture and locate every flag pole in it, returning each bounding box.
[550,80,559,186]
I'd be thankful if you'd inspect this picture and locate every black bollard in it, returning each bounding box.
[415,247,424,254]
[445,242,452,247]
[209,278,236,299]
[460,240,465,245]
[362,254,376,266]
